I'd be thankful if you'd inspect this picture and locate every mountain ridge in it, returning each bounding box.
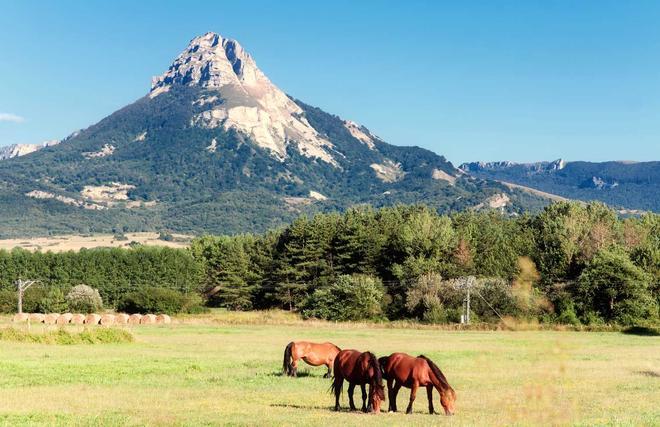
[0,32,549,237]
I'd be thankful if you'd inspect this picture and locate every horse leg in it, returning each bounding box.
[361,384,368,412]
[427,385,436,414]
[292,357,298,377]
[391,381,402,413]
[333,375,343,411]
[348,383,357,411]
[405,381,419,414]
[324,363,332,379]
[387,378,395,412]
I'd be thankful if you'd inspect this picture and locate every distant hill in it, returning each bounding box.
[460,159,659,212]
[0,32,547,238]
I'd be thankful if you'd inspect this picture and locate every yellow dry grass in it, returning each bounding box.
[0,232,191,252]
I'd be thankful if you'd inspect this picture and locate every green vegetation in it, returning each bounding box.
[0,326,133,345]
[117,287,205,315]
[66,284,103,313]
[0,87,547,238]
[0,312,657,425]
[0,201,658,327]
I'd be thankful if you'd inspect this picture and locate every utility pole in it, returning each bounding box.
[15,279,38,314]
[457,276,476,324]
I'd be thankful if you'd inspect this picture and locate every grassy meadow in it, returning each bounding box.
[0,311,658,426]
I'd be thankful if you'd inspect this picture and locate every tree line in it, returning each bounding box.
[0,202,658,326]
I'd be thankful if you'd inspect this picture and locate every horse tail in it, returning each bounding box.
[330,357,343,396]
[283,342,294,376]
[419,355,451,392]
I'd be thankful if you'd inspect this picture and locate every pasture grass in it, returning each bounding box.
[0,326,134,345]
[0,312,658,426]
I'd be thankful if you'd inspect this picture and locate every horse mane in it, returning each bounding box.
[418,355,452,392]
[365,351,385,401]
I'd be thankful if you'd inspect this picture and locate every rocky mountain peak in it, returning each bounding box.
[149,32,338,166]
[150,32,260,94]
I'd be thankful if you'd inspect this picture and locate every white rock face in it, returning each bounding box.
[474,193,510,210]
[344,120,375,149]
[151,32,337,166]
[0,140,61,161]
[83,144,115,159]
[432,168,457,185]
[309,191,327,201]
[25,190,105,210]
[206,138,218,153]
[133,131,147,142]
[81,183,135,205]
[370,160,405,183]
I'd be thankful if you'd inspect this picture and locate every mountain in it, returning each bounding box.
[0,140,61,161]
[460,159,660,212]
[0,32,547,238]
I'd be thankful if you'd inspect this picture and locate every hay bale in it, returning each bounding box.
[84,313,102,325]
[44,313,60,325]
[70,313,86,324]
[100,314,115,326]
[155,314,172,324]
[128,314,142,325]
[28,313,45,323]
[12,313,29,323]
[115,313,130,324]
[56,313,74,325]
[140,314,157,324]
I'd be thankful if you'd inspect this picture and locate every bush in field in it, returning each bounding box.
[301,275,385,321]
[66,285,103,313]
[117,287,205,315]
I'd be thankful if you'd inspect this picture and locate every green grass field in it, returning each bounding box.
[0,312,658,426]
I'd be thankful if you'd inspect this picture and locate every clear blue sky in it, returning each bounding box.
[1,0,659,164]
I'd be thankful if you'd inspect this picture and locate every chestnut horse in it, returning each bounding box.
[283,341,341,377]
[379,353,455,415]
[331,349,385,413]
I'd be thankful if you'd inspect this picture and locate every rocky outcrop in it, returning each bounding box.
[0,140,60,161]
[152,32,337,166]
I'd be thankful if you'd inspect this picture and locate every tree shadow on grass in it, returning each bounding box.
[636,370,660,378]
[621,326,660,336]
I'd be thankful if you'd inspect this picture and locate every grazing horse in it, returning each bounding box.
[331,349,385,413]
[379,353,455,415]
[283,341,341,377]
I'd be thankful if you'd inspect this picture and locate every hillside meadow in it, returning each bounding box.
[0,311,658,426]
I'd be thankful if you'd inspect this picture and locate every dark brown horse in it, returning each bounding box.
[379,353,455,415]
[331,349,385,413]
[283,341,341,377]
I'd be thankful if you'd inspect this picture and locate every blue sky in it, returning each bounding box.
[1,0,659,164]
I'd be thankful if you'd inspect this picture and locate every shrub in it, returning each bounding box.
[66,285,103,313]
[117,287,205,315]
[301,275,385,321]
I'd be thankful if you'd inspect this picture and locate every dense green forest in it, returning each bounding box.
[1,202,658,326]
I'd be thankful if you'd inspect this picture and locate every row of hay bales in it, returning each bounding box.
[12,312,171,326]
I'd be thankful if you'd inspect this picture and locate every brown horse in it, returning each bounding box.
[283,341,341,377]
[379,353,455,415]
[331,349,385,413]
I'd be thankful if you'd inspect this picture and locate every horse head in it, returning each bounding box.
[366,352,385,413]
[440,386,456,416]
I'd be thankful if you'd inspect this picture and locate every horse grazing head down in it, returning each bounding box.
[365,352,385,413]
[440,386,456,416]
